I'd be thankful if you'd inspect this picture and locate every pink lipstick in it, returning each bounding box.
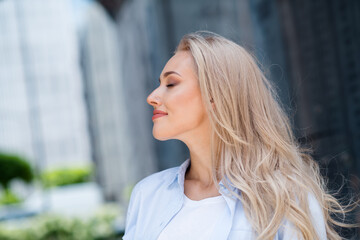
[152,109,168,121]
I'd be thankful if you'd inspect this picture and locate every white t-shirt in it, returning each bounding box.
[157,194,228,240]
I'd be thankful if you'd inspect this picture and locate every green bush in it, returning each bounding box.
[41,166,93,188]
[0,152,34,205]
[0,205,122,240]
[0,153,34,191]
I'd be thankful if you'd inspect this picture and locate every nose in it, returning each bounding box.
[147,88,162,107]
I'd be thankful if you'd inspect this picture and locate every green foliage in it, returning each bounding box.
[0,205,122,240]
[0,153,34,190]
[41,166,93,188]
[0,189,21,205]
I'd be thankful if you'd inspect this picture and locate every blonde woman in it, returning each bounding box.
[123,31,352,240]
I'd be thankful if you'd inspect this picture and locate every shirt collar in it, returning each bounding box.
[168,158,190,188]
[168,158,237,193]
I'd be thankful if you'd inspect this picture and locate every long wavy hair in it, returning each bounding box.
[176,31,355,240]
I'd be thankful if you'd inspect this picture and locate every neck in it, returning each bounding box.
[187,159,213,187]
[183,131,214,187]
[176,115,218,187]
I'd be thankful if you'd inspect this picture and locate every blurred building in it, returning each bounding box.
[0,0,91,169]
[249,3,360,228]
[0,0,158,205]
[80,0,157,202]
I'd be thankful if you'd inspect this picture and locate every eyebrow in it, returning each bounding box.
[158,71,181,83]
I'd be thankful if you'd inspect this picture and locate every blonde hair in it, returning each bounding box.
[176,31,356,240]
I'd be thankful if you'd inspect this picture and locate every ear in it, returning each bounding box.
[210,98,215,109]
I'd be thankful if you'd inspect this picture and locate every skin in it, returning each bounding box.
[147,51,220,200]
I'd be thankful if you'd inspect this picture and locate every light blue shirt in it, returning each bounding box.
[123,159,327,240]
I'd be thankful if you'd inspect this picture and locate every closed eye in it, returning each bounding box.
[166,84,175,88]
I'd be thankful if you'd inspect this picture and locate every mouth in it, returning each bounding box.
[152,114,167,120]
[152,110,168,121]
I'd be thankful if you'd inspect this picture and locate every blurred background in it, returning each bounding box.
[0,0,359,239]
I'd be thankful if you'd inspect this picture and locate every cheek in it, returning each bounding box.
[166,85,206,121]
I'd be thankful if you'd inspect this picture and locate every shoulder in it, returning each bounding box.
[307,193,323,216]
[307,193,326,239]
[278,192,327,240]
[132,166,179,195]
[123,165,182,239]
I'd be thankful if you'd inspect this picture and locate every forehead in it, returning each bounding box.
[161,51,196,77]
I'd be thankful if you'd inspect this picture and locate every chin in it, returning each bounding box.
[152,129,171,141]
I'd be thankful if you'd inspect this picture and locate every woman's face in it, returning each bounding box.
[147,51,210,141]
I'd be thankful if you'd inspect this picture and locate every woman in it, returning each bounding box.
[123,31,349,240]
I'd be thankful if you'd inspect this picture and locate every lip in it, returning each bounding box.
[152,109,168,121]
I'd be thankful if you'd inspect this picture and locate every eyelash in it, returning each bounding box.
[166,84,175,88]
